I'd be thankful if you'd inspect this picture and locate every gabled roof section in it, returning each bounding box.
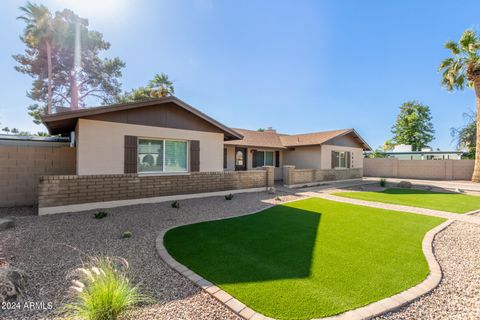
[40,96,243,140]
[281,128,371,150]
[224,128,286,149]
[225,128,371,150]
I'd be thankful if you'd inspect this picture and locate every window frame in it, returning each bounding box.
[333,151,348,169]
[137,137,189,174]
[254,150,275,168]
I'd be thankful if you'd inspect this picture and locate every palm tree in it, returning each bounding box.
[439,29,480,182]
[148,73,175,97]
[18,2,55,114]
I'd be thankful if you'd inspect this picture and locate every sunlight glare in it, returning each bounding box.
[51,0,129,21]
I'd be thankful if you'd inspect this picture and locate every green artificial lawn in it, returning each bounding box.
[334,188,480,213]
[164,198,445,320]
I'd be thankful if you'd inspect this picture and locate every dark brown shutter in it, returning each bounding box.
[223,148,227,169]
[252,150,258,168]
[346,151,351,168]
[124,135,138,173]
[275,151,280,167]
[190,140,200,172]
[331,151,336,169]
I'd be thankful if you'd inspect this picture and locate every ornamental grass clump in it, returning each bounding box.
[64,256,147,320]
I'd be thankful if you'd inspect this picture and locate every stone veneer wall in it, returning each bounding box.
[283,165,362,187]
[0,140,76,207]
[364,158,474,180]
[38,166,274,209]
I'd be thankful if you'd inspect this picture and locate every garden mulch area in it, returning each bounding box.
[0,192,303,320]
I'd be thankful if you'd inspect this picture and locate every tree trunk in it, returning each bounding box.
[70,71,79,110]
[46,41,52,114]
[471,79,480,182]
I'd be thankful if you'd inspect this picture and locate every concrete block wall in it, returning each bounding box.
[283,165,362,187]
[38,168,270,209]
[0,140,76,207]
[364,158,474,180]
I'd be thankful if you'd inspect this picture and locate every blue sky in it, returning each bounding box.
[0,0,479,150]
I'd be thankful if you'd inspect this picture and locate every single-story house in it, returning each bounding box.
[41,96,370,179]
[27,96,371,214]
[40,96,371,177]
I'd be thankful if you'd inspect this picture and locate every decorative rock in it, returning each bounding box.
[397,181,412,188]
[267,187,276,194]
[0,268,27,302]
[0,219,14,231]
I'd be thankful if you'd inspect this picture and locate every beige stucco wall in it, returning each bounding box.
[320,144,364,169]
[283,146,322,169]
[364,158,474,180]
[77,119,224,175]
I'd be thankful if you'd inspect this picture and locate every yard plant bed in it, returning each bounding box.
[164,198,445,320]
[334,188,480,213]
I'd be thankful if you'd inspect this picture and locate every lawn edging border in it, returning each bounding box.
[155,197,453,320]
[315,219,453,320]
[155,201,281,320]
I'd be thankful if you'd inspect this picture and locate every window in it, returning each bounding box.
[254,151,274,167]
[138,139,188,173]
[332,151,349,168]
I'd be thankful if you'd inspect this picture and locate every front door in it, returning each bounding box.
[235,147,247,171]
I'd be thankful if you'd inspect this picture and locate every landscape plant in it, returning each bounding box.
[63,256,147,320]
[379,178,387,187]
[93,211,108,219]
[439,29,480,181]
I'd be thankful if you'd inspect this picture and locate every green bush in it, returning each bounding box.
[94,211,108,219]
[64,256,147,320]
[225,194,234,200]
[171,201,180,209]
[380,178,387,187]
[121,231,132,239]
[274,195,281,201]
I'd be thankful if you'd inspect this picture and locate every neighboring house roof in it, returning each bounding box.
[226,128,371,150]
[40,96,243,140]
[224,128,286,149]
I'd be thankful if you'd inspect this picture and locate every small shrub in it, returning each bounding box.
[171,201,180,209]
[64,256,147,320]
[225,194,234,200]
[379,178,387,187]
[274,195,281,201]
[94,211,108,219]
[121,231,132,239]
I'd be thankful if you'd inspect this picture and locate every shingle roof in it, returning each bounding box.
[279,129,351,147]
[226,128,371,150]
[225,128,285,148]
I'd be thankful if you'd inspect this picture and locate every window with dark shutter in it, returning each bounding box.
[347,151,351,168]
[124,135,138,173]
[252,150,258,168]
[190,140,200,172]
[223,148,227,169]
[331,151,336,169]
[275,151,280,167]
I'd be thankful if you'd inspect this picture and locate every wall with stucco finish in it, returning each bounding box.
[77,119,224,175]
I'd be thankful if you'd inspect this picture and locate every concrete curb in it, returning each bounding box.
[155,198,453,320]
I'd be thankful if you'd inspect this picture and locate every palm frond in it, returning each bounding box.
[444,41,460,55]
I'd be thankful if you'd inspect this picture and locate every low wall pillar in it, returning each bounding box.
[282,165,295,186]
[263,166,275,188]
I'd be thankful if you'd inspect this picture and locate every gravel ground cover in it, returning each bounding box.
[0,191,304,320]
[375,221,480,320]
